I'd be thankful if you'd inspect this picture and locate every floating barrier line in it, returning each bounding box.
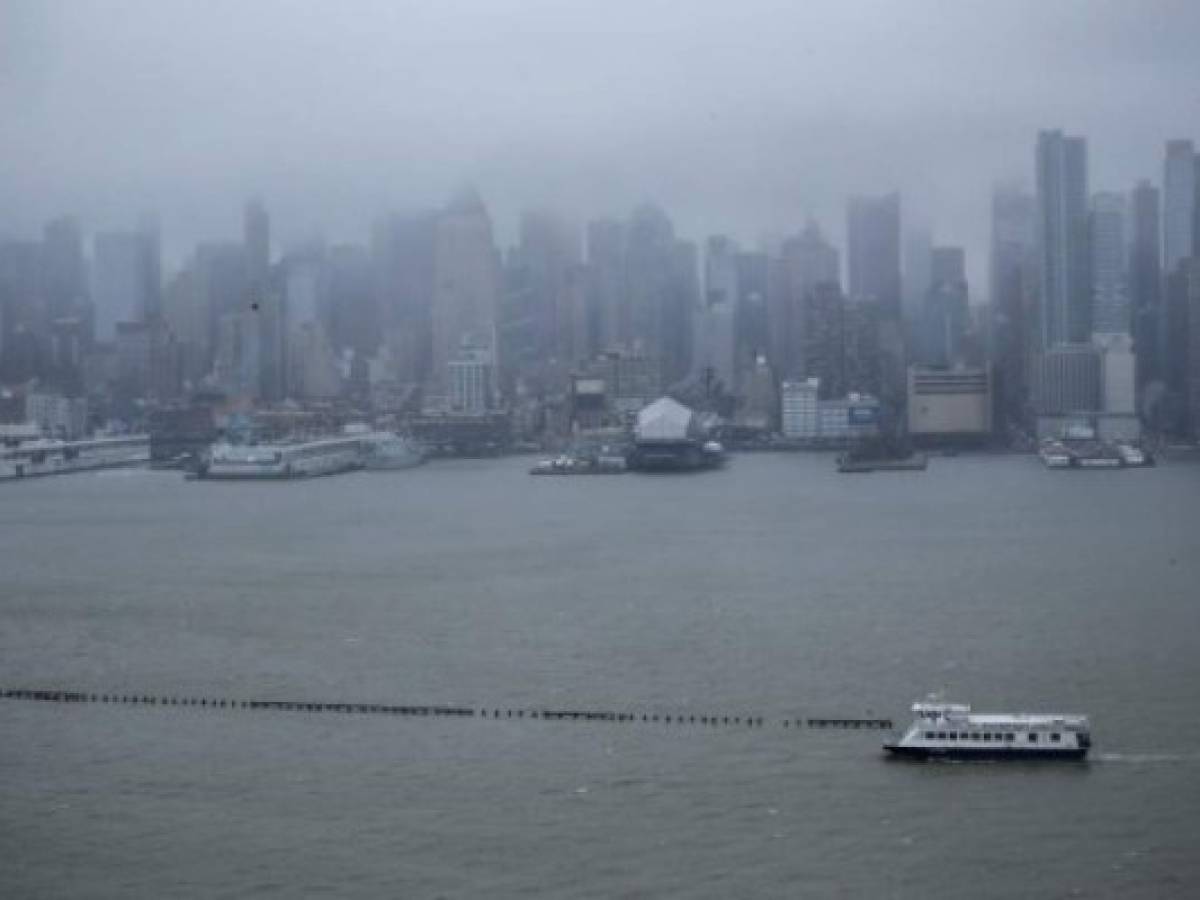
[0,688,891,731]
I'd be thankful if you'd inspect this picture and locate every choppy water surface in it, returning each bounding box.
[2,453,1199,897]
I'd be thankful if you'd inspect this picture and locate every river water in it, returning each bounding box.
[2,453,1198,897]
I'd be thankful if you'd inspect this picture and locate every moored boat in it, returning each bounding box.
[359,432,425,470]
[198,437,363,479]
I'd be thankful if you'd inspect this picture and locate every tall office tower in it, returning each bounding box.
[0,240,45,380]
[371,211,437,383]
[847,192,904,423]
[138,214,162,323]
[902,225,933,323]
[326,243,375,356]
[163,264,209,385]
[662,240,700,384]
[704,235,739,307]
[1036,130,1091,348]
[280,242,342,401]
[665,239,699,387]
[989,184,1038,427]
[625,203,678,382]
[787,221,841,292]
[193,241,248,376]
[1163,140,1196,274]
[585,218,627,353]
[930,246,965,290]
[241,200,284,400]
[1129,180,1163,389]
[699,235,739,391]
[801,282,848,399]
[517,209,582,365]
[1185,260,1200,436]
[42,217,88,323]
[734,250,769,377]
[558,262,592,367]
[92,230,158,341]
[700,237,739,393]
[920,246,968,366]
[847,193,902,317]
[1089,192,1130,336]
[431,187,500,398]
[1164,263,1192,427]
[244,199,270,296]
[770,222,840,379]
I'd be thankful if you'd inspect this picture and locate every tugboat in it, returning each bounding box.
[884,698,1090,760]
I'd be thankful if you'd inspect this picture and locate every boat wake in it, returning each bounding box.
[1095,752,1200,764]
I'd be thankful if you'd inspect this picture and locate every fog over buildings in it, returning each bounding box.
[4,0,1200,297]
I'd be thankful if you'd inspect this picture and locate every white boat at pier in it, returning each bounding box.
[198,437,363,480]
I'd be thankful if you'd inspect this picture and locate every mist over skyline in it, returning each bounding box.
[4,0,1200,297]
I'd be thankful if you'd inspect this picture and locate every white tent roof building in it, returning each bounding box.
[634,397,701,443]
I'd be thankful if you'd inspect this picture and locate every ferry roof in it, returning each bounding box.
[912,701,1087,727]
[965,713,1088,726]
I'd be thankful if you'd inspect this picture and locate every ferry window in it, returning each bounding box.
[1028,733,1038,742]
[982,733,991,741]
[948,732,957,740]
[1050,733,1061,742]
[937,732,946,739]
[924,732,935,740]
[1005,733,1015,741]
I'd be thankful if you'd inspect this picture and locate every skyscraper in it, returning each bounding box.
[902,225,932,323]
[625,204,680,381]
[847,193,904,423]
[1129,180,1162,389]
[770,222,840,379]
[243,200,284,400]
[846,193,901,317]
[42,217,87,323]
[699,236,739,392]
[193,240,248,377]
[371,211,437,383]
[920,246,968,366]
[0,240,45,380]
[1162,141,1198,431]
[431,187,500,400]
[1163,139,1196,274]
[665,239,698,387]
[1036,130,1090,348]
[91,230,158,341]
[989,184,1037,426]
[734,250,769,376]
[244,200,270,298]
[517,209,582,365]
[1089,192,1129,336]
[584,219,627,353]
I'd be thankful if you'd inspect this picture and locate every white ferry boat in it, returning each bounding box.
[1,435,149,481]
[884,699,1091,760]
[359,432,425,470]
[199,438,363,479]
[1039,441,1073,468]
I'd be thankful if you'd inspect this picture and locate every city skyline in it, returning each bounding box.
[5,1,1200,295]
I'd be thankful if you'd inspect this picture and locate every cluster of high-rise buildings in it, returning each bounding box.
[991,133,1200,441]
[2,131,1200,444]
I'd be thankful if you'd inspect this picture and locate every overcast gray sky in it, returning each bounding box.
[4,0,1200,298]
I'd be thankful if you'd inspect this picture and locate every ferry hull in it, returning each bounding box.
[884,744,1087,761]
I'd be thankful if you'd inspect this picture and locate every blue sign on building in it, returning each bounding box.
[848,406,877,425]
